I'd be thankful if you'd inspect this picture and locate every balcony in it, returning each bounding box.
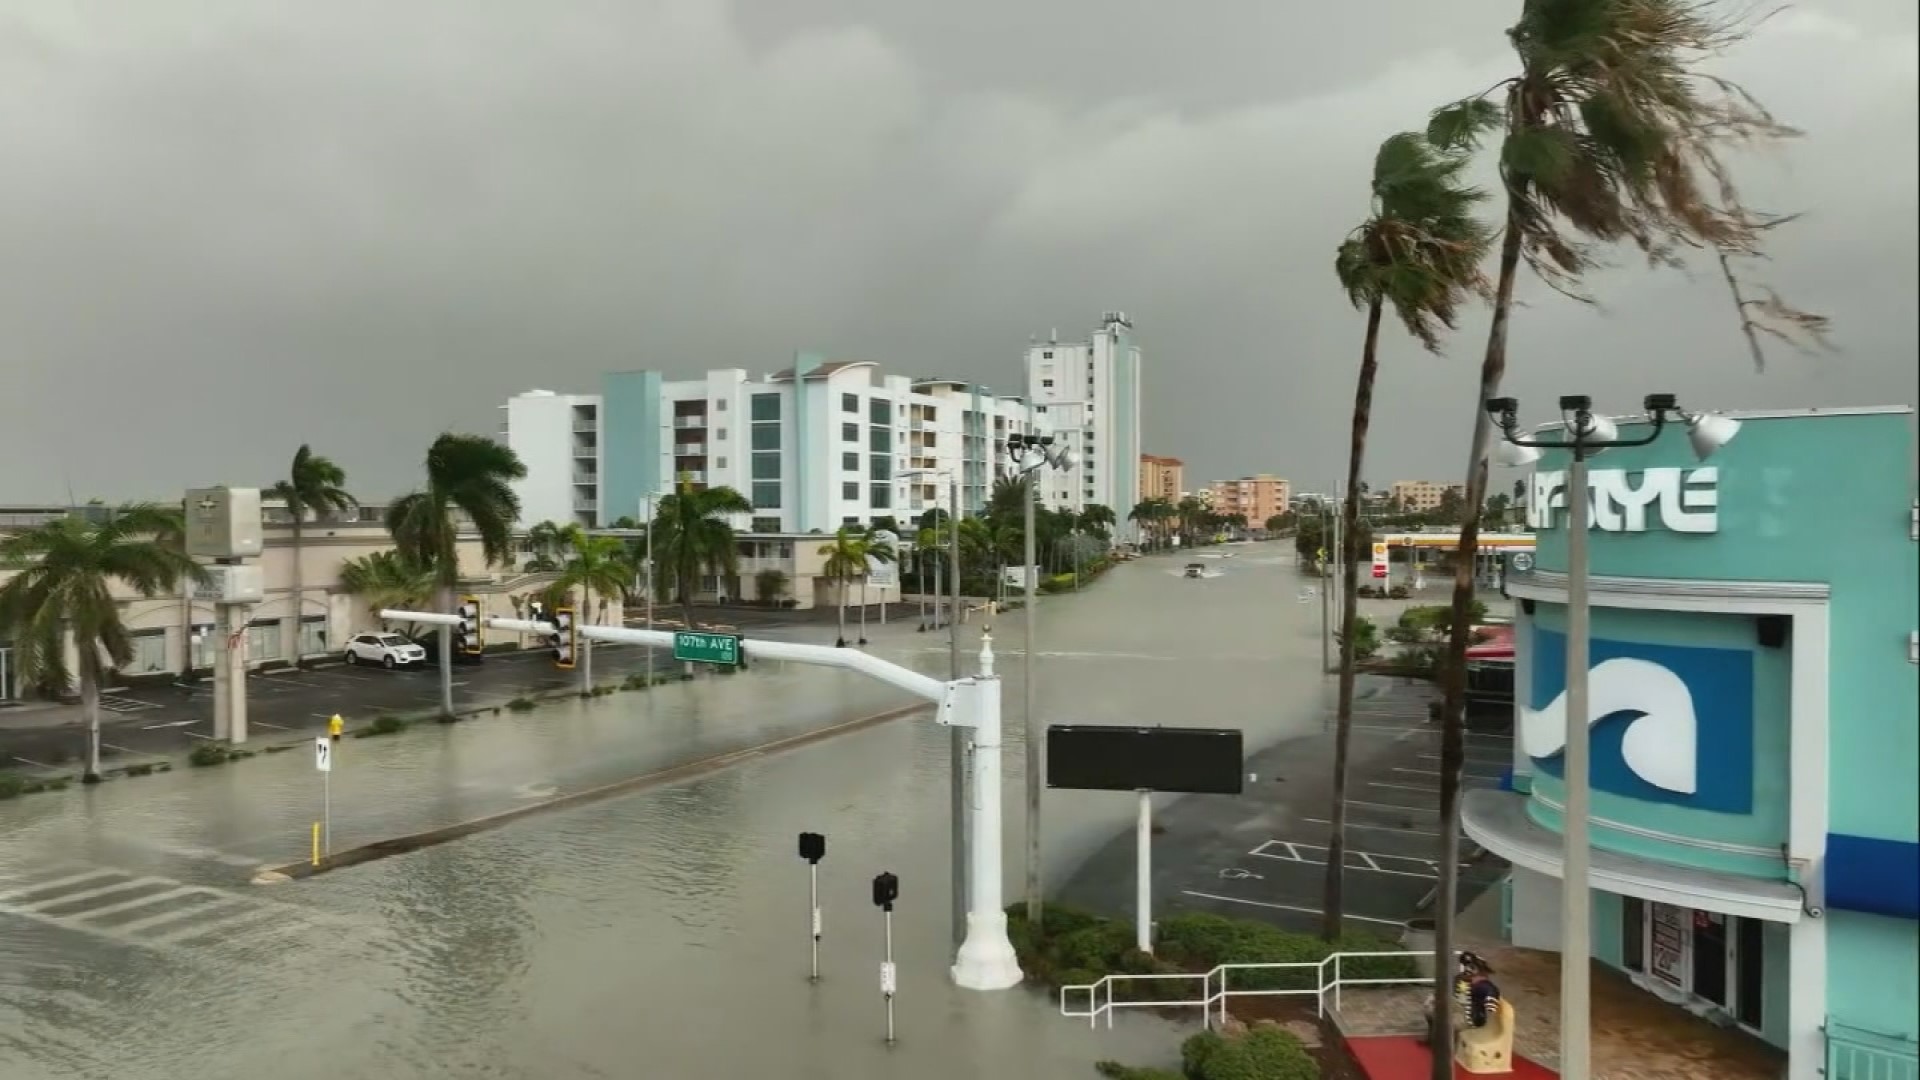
[572,499,597,514]
[572,472,598,487]
[673,415,707,430]
[572,420,598,434]
[677,470,708,484]
[572,442,596,459]
[673,443,705,456]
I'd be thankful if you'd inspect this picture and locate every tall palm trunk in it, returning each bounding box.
[1323,296,1384,940]
[835,577,848,645]
[858,578,869,644]
[285,516,306,668]
[1428,203,1524,1079]
[79,650,103,783]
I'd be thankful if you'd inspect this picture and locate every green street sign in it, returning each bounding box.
[673,630,742,666]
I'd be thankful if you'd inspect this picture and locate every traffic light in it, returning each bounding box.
[456,596,482,655]
[551,606,576,669]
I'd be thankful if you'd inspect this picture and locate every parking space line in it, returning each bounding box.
[1249,841,1445,880]
[1304,816,1446,838]
[101,743,165,758]
[250,720,296,731]
[1344,797,1434,815]
[1178,891,1404,928]
[1371,781,1439,795]
[1395,766,1504,781]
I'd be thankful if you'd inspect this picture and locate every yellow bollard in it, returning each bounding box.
[328,714,344,740]
[312,822,321,866]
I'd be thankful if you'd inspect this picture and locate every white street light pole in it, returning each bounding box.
[1003,433,1076,927]
[1487,393,1738,1080]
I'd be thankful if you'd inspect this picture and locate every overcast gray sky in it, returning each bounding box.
[1,0,1914,503]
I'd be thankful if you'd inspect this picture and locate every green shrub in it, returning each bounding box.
[124,762,156,777]
[0,774,24,800]
[505,697,537,713]
[371,715,407,735]
[1179,1027,1317,1080]
[45,777,71,790]
[189,743,232,767]
[622,673,655,691]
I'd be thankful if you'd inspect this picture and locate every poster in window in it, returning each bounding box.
[1648,902,1690,990]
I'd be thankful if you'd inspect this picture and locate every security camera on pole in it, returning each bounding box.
[185,487,264,749]
[1001,432,1077,927]
[1486,393,1738,1080]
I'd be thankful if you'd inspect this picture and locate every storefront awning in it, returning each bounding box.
[1462,789,1806,924]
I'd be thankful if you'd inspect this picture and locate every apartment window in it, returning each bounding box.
[842,451,859,471]
[1042,350,1054,359]
[715,398,727,412]
[870,485,892,510]
[842,422,859,442]
[299,616,328,657]
[715,456,728,469]
[1041,379,1054,388]
[843,482,860,499]
[751,393,781,423]
[751,516,782,533]
[842,392,859,413]
[869,399,892,426]
[752,482,782,509]
[715,428,728,441]
[125,630,167,675]
[751,425,781,451]
[842,516,861,526]
[247,619,283,663]
[869,455,891,482]
[752,454,781,480]
[189,623,215,670]
[869,428,891,453]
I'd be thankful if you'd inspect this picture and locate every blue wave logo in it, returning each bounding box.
[1524,630,1754,814]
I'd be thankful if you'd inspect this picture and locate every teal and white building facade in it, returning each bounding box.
[503,358,1041,533]
[1468,406,1918,1080]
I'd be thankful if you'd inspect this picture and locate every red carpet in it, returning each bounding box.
[1347,1035,1559,1079]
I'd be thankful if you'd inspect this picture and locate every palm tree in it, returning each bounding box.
[818,526,868,647]
[267,445,357,668]
[0,506,208,781]
[1322,132,1494,941]
[523,520,567,571]
[385,434,526,719]
[553,525,636,686]
[338,550,437,639]
[649,479,752,631]
[1419,5,1825,1067]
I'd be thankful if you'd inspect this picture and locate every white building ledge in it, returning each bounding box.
[1462,789,1806,924]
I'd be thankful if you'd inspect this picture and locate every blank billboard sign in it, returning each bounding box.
[1047,725,1244,795]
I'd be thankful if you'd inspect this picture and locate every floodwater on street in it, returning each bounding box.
[0,544,1338,1079]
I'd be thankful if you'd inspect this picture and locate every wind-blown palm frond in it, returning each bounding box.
[386,433,527,588]
[649,480,752,627]
[268,444,356,523]
[556,526,637,623]
[1427,0,1826,365]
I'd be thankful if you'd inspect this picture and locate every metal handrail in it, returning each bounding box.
[1826,1021,1920,1080]
[1058,949,1439,1031]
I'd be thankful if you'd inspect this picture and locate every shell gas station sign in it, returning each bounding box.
[1370,542,1390,579]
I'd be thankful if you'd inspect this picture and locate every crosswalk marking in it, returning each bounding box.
[0,859,359,952]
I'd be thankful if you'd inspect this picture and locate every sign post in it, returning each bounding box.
[313,736,333,862]
[872,871,900,1045]
[798,832,827,982]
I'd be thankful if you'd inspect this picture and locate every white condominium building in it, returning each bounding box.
[1023,312,1144,530]
[502,355,1039,534]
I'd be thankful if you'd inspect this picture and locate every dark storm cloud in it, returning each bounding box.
[0,1,1912,501]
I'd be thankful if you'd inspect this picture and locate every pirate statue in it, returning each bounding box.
[1422,951,1503,1046]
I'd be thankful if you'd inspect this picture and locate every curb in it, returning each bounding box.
[258,700,931,882]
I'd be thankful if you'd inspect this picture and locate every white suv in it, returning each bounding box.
[344,632,428,669]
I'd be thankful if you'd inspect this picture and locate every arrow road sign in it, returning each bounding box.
[314,737,332,773]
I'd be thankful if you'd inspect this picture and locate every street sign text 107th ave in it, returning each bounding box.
[673,631,742,666]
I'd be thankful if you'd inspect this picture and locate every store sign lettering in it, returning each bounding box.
[1528,467,1719,533]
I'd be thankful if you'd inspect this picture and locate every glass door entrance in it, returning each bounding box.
[1621,897,1766,1034]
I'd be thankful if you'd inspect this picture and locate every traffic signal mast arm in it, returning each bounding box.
[475,616,954,718]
